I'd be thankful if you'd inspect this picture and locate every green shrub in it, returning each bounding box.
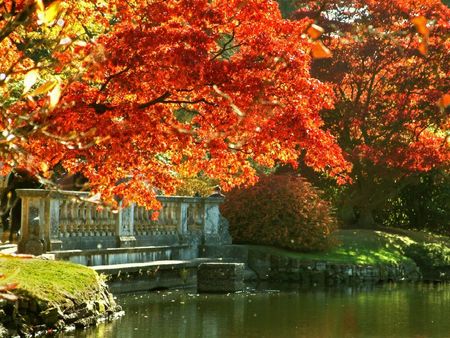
[221,174,337,252]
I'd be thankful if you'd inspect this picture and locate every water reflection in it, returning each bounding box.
[60,283,450,338]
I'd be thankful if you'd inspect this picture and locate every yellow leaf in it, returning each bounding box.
[311,41,332,59]
[307,24,324,40]
[28,80,58,96]
[412,16,429,37]
[38,0,62,25]
[23,70,39,94]
[40,162,49,172]
[35,0,44,12]
[48,83,61,110]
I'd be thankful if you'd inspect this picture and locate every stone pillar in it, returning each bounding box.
[17,190,45,255]
[16,189,89,254]
[203,197,231,245]
[116,203,137,247]
[0,175,8,242]
[178,202,188,234]
[44,197,63,251]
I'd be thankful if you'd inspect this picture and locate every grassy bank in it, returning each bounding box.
[247,228,450,266]
[0,255,101,304]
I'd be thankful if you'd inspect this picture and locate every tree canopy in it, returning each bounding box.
[1,0,350,209]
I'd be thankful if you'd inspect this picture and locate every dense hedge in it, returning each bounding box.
[221,174,337,251]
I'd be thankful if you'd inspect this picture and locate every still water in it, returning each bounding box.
[61,283,450,338]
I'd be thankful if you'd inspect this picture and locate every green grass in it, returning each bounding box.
[0,256,100,304]
[246,228,450,265]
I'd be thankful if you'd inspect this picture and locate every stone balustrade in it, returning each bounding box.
[15,189,230,255]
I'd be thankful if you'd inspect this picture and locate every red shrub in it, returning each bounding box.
[221,174,337,251]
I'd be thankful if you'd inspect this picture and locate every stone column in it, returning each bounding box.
[116,203,137,247]
[16,190,46,255]
[16,189,89,254]
[203,197,229,245]
[44,197,63,251]
[178,202,189,235]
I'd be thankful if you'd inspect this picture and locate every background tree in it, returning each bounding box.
[292,0,449,227]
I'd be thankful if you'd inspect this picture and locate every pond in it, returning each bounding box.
[60,283,450,338]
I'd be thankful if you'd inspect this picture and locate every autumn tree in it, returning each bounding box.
[1,0,351,210]
[293,0,450,227]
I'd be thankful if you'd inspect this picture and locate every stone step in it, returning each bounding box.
[91,257,214,275]
[91,258,220,293]
[49,244,197,266]
[0,244,17,254]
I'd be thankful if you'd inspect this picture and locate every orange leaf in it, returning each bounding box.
[311,41,332,59]
[412,16,429,37]
[12,253,34,259]
[418,38,428,56]
[307,24,324,40]
[437,93,450,109]
[5,282,18,291]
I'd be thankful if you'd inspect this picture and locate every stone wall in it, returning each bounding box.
[201,245,422,286]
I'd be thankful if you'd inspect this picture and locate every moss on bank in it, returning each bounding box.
[0,255,101,304]
[246,228,450,267]
[0,256,119,337]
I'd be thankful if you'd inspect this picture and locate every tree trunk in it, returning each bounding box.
[356,207,376,228]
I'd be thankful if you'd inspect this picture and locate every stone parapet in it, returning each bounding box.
[14,189,230,255]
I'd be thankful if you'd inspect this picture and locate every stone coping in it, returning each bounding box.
[157,195,224,203]
[92,258,216,274]
[16,189,89,199]
[50,244,190,258]
[15,189,223,203]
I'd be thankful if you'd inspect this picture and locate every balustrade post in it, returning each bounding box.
[16,189,90,254]
[16,189,47,255]
[45,197,63,251]
[203,197,231,245]
[178,202,188,235]
[116,203,137,247]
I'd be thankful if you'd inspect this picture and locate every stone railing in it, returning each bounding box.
[15,189,230,255]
